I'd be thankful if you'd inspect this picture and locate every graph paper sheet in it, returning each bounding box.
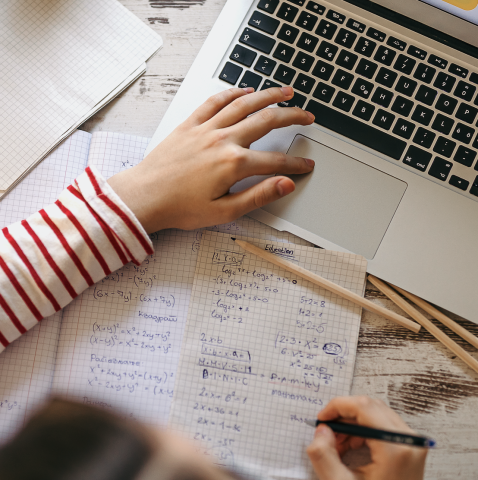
[0,130,91,443]
[169,231,367,479]
[0,0,162,196]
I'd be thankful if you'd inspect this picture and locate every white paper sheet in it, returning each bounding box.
[168,231,367,479]
[0,0,162,195]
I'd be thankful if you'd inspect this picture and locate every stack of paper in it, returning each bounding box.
[0,0,162,198]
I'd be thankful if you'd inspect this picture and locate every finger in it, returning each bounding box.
[185,88,254,127]
[236,149,315,179]
[208,86,296,128]
[229,105,314,147]
[306,425,356,480]
[213,176,295,224]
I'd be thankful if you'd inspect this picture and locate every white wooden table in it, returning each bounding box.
[81,1,478,477]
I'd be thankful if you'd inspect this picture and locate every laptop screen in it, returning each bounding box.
[421,0,478,26]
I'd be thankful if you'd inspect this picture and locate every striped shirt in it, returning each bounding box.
[0,166,153,352]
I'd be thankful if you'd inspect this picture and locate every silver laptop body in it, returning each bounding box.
[146,0,478,323]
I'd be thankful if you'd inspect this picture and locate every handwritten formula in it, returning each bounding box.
[169,232,367,479]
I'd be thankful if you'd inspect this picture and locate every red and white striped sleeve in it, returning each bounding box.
[0,166,154,352]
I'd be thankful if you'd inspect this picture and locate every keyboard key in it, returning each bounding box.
[354,37,376,57]
[470,72,478,85]
[351,78,374,99]
[456,103,478,124]
[391,96,414,117]
[273,43,295,62]
[296,11,318,31]
[219,62,243,85]
[415,85,437,106]
[371,87,393,108]
[278,92,307,108]
[293,73,315,93]
[277,23,300,44]
[334,28,357,48]
[473,133,478,150]
[315,20,337,39]
[355,58,378,79]
[238,71,263,90]
[433,72,456,93]
[428,54,447,69]
[449,175,469,190]
[414,63,436,84]
[393,54,416,75]
[288,0,305,6]
[230,45,257,67]
[471,177,478,196]
[317,41,338,61]
[435,94,457,115]
[249,11,280,35]
[297,32,319,52]
[413,127,435,148]
[273,64,296,84]
[395,76,417,97]
[393,118,415,139]
[449,63,468,78]
[407,45,427,60]
[403,145,432,171]
[347,18,365,33]
[454,81,476,102]
[336,50,358,70]
[312,60,334,80]
[373,109,395,130]
[387,37,406,51]
[254,55,277,75]
[333,91,355,112]
[452,123,475,144]
[326,10,345,24]
[277,3,299,22]
[428,157,452,181]
[312,82,335,102]
[305,100,407,159]
[292,51,315,72]
[306,1,325,14]
[374,46,396,66]
[376,67,397,88]
[261,79,281,89]
[367,27,386,42]
[433,137,456,158]
[411,105,434,125]
[352,100,375,121]
[258,0,279,14]
[331,69,354,90]
[240,28,276,54]
[454,145,476,167]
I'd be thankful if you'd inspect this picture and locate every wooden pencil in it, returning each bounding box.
[232,239,420,333]
[368,275,478,375]
[391,284,478,350]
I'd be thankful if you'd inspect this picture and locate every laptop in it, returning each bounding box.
[146,0,478,324]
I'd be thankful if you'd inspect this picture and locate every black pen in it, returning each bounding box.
[304,419,436,448]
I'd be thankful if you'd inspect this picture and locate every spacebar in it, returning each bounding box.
[306,100,406,161]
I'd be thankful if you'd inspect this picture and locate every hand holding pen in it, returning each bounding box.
[306,396,428,480]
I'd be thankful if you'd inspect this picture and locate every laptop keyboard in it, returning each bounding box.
[218,0,478,199]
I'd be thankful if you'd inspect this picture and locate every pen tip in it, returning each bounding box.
[231,237,236,241]
[304,419,317,427]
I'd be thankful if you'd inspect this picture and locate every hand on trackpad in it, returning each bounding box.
[261,135,407,259]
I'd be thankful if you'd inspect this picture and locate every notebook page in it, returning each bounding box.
[0,0,162,195]
[0,130,91,443]
[169,231,367,479]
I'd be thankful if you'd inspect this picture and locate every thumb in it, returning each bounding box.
[306,425,356,480]
[221,176,295,219]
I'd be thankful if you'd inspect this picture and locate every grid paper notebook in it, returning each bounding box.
[169,231,367,479]
[0,0,162,196]
[0,130,314,442]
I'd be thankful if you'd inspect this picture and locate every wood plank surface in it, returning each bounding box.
[80,1,478,478]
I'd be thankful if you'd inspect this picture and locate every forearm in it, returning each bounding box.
[0,166,153,352]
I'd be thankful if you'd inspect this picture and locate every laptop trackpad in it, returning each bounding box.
[261,135,407,259]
